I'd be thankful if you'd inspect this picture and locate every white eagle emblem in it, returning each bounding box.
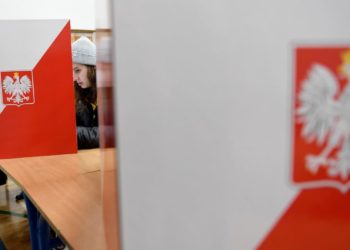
[297,54,350,180]
[2,72,32,104]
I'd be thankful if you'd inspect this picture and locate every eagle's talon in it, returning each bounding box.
[306,155,326,174]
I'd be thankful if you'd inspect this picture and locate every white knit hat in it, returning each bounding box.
[72,36,96,66]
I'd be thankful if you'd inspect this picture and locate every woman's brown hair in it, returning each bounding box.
[74,65,97,111]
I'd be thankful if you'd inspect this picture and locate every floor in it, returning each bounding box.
[0,179,31,250]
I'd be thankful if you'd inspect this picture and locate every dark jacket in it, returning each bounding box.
[76,101,99,149]
[0,170,7,185]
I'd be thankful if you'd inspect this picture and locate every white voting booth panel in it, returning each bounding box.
[112,1,350,249]
[0,20,77,158]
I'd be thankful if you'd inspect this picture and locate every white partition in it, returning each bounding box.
[112,1,350,249]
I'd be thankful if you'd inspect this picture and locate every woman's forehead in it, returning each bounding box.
[73,63,87,70]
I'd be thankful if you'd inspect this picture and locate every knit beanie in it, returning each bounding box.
[72,36,96,66]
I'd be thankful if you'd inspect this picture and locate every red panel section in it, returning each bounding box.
[258,189,350,250]
[0,21,77,158]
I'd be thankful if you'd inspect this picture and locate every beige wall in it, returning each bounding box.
[0,0,97,30]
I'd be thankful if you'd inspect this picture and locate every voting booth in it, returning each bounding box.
[0,20,77,158]
[111,0,350,249]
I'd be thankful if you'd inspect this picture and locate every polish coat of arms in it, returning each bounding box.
[293,47,350,192]
[0,71,34,106]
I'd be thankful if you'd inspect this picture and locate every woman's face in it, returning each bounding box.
[73,63,91,89]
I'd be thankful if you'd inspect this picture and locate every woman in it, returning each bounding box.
[72,36,99,149]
